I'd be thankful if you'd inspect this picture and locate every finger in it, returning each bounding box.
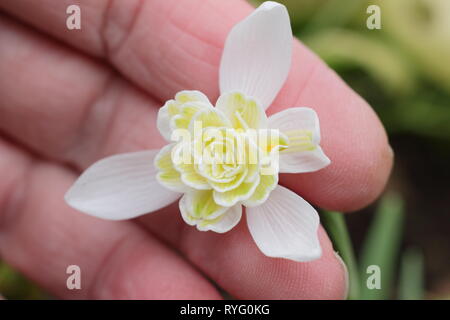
[0,14,165,170]
[0,138,220,299]
[139,206,348,299]
[0,0,247,100]
[1,0,393,211]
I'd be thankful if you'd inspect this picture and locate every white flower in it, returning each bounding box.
[65,1,330,262]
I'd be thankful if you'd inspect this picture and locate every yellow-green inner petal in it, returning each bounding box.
[171,103,206,130]
[213,174,261,207]
[187,190,228,219]
[243,174,278,207]
[155,145,184,191]
[217,92,266,130]
[282,129,316,153]
[190,109,231,130]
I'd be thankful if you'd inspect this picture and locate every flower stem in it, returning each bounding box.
[320,211,360,300]
[359,193,404,300]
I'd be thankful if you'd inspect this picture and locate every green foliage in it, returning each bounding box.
[379,92,450,141]
[398,248,424,300]
[322,194,426,300]
[321,193,424,300]
[0,261,48,299]
[359,194,404,300]
[320,211,360,300]
[265,0,450,143]
[303,29,416,95]
[376,0,450,93]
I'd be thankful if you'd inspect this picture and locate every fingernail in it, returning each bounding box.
[334,251,349,300]
[387,144,394,158]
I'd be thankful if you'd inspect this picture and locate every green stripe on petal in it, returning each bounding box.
[209,169,248,193]
[198,214,225,228]
[192,190,226,218]
[167,101,180,117]
[180,190,228,222]
[169,141,211,190]
[213,174,261,207]
[197,205,243,233]
[216,92,268,130]
[157,90,212,141]
[171,102,210,131]
[243,174,278,207]
[258,129,290,155]
[171,146,211,190]
[282,129,316,153]
[189,108,232,130]
[154,144,185,192]
[175,90,210,104]
[178,163,211,190]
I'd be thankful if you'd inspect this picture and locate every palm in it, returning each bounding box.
[0,0,392,299]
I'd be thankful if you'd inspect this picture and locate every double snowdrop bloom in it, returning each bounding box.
[65,2,330,262]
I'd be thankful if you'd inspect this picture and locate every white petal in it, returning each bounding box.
[268,107,321,142]
[65,150,180,220]
[268,107,330,173]
[246,185,321,262]
[219,1,292,110]
[278,146,330,174]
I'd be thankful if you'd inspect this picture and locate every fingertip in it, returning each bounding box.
[333,251,350,300]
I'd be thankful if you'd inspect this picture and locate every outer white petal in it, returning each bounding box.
[269,107,321,142]
[268,107,330,173]
[246,185,321,262]
[65,150,180,220]
[278,146,330,173]
[219,1,292,110]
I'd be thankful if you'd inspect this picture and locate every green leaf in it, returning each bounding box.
[302,0,366,34]
[320,211,360,300]
[359,193,404,300]
[398,248,424,300]
[303,29,416,95]
[0,261,49,299]
[376,0,450,94]
[379,94,450,141]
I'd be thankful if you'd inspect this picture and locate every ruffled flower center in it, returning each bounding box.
[155,91,287,228]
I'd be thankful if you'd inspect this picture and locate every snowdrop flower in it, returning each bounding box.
[65,1,330,262]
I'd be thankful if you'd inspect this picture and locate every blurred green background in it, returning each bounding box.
[1,0,449,299]
[268,0,450,300]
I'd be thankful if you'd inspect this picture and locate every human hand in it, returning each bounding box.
[0,0,392,299]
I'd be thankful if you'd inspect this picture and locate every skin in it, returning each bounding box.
[0,0,393,299]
